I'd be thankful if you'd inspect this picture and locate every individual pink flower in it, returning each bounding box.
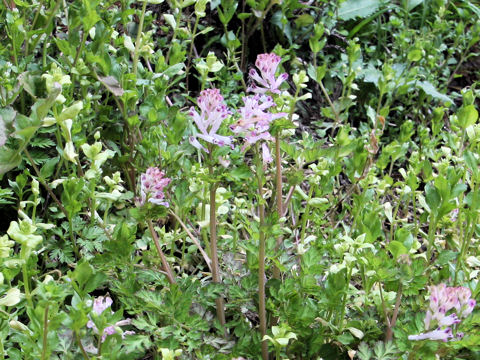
[230,95,286,164]
[408,328,453,342]
[410,283,476,343]
[87,296,134,342]
[140,167,171,207]
[189,88,233,153]
[247,53,288,94]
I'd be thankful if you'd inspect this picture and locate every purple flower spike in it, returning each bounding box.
[247,53,288,94]
[409,283,476,343]
[189,88,233,153]
[230,95,286,164]
[140,167,171,207]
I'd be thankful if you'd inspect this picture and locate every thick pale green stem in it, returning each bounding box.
[22,263,33,308]
[147,219,176,284]
[132,0,148,77]
[255,147,268,360]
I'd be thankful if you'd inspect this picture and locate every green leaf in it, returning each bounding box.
[407,49,422,62]
[57,101,83,123]
[161,63,185,78]
[337,332,354,345]
[98,76,124,97]
[295,14,314,27]
[338,0,382,20]
[237,12,251,20]
[407,0,424,10]
[387,241,407,259]
[0,288,22,306]
[416,81,452,104]
[436,250,458,266]
[0,148,22,178]
[457,105,478,129]
[40,157,60,178]
[34,83,62,121]
[7,221,43,249]
[347,327,364,339]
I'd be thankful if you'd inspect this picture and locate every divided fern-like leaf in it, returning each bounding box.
[27,149,51,165]
[30,137,55,148]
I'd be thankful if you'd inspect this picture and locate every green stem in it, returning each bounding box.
[22,263,33,308]
[132,0,148,77]
[455,216,476,285]
[69,217,80,260]
[23,148,69,219]
[389,196,402,242]
[273,135,283,280]
[318,79,340,126]
[337,266,352,331]
[208,151,226,331]
[0,333,4,360]
[168,209,212,271]
[299,184,315,246]
[255,146,268,360]
[72,30,87,68]
[41,304,49,360]
[97,333,102,357]
[185,16,200,92]
[75,331,90,360]
[27,0,62,56]
[147,219,176,284]
[426,217,437,262]
[165,10,182,65]
[385,283,403,342]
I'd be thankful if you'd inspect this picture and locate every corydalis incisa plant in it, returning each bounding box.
[246,53,290,282]
[408,284,476,342]
[189,88,232,331]
[139,167,176,285]
[231,53,288,360]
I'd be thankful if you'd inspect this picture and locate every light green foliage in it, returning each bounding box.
[0,0,479,359]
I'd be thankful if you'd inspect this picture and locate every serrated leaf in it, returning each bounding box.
[338,0,382,20]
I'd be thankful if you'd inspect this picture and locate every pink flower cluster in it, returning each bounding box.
[140,167,171,207]
[408,284,476,342]
[189,88,233,153]
[87,296,134,342]
[188,53,288,165]
[230,94,286,163]
[247,53,288,94]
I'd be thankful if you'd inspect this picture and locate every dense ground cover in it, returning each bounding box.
[1,0,480,358]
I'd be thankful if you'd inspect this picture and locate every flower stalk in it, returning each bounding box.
[208,148,226,330]
[255,145,268,360]
[41,304,49,360]
[147,219,176,284]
